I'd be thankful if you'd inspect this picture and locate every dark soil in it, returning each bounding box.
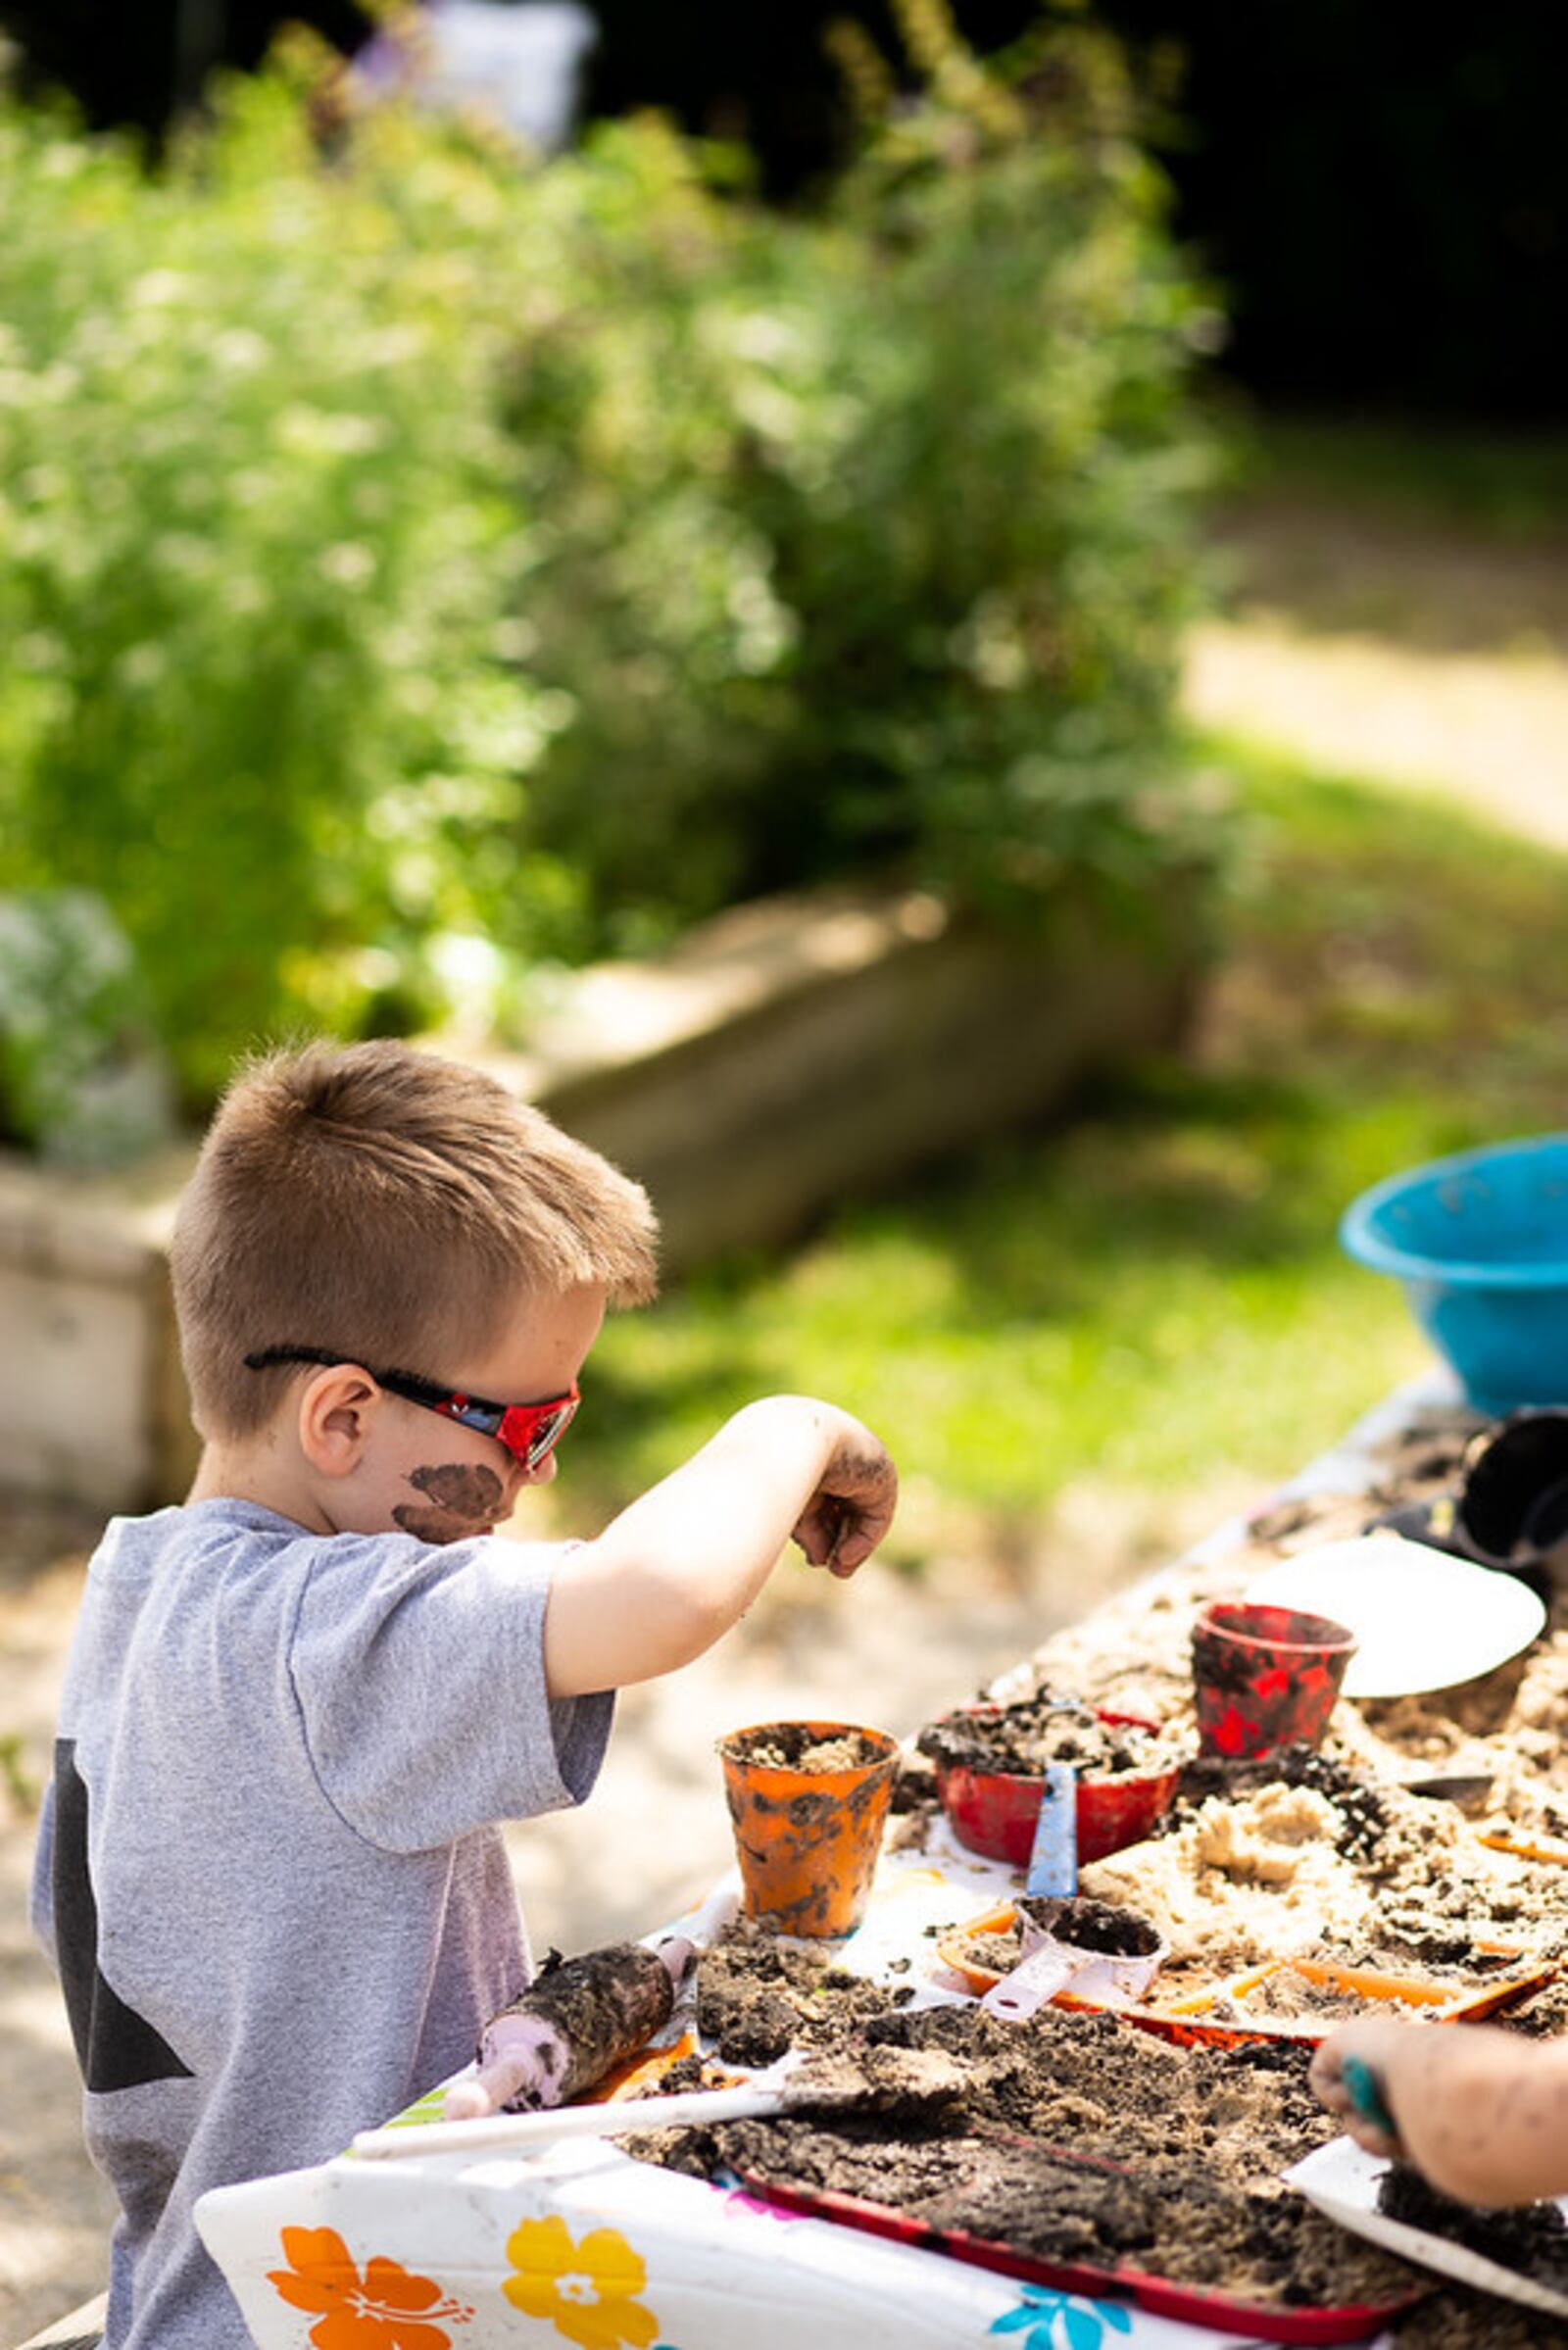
[697,2118,1411,2310]
[852,2000,1333,2184]
[695,1918,910,2068]
[642,1937,1423,2311]
[725,1724,890,1773]
[1378,2162,1568,2293]
[889,1756,938,1814]
[886,1756,940,1854]
[1391,2285,1568,2347]
[1017,1896,1163,1959]
[917,1694,1173,1781]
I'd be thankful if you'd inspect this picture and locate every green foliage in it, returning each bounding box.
[504,18,1223,931]
[0,888,174,1162]
[0,16,1219,1102]
[0,79,570,1102]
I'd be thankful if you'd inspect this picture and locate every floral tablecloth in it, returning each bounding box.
[198,1378,1463,2350]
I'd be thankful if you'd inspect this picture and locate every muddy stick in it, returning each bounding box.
[357,2043,966,2162]
[443,1938,692,2120]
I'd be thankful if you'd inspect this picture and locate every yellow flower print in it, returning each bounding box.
[503,2214,660,2350]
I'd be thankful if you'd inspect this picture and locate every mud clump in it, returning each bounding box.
[961,1928,1021,1973]
[885,1756,939,1854]
[888,1756,938,1815]
[695,1921,907,2067]
[1499,1972,1568,2038]
[1017,1895,1162,1958]
[1209,1966,1435,2027]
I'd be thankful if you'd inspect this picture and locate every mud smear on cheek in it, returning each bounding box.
[393,1462,506,1544]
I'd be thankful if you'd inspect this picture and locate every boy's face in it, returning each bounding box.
[320,1282,606,1544]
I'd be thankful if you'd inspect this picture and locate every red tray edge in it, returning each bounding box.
[732,2169,1425,2346]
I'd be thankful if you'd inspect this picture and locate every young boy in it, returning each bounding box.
[1312,2015,1568,2206]
[31,1039,897,2350]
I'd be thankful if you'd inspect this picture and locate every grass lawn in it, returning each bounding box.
[555,740,1568,1573]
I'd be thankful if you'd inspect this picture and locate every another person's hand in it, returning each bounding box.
[789,1411,899,1579]
[1309,2018,1409,2161]
[1312,2016,1568,2207]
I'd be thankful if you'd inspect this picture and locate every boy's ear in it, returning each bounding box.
[297,1365,381,1477]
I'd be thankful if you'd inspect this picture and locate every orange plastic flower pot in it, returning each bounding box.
[719,1719,901,1938]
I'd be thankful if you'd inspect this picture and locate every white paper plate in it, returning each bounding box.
[1243,1533,1545,1698]
[1287,2136,1568,2320]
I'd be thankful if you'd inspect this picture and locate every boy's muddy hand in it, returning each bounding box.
[791,1417,898,1579]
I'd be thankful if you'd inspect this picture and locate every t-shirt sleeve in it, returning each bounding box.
[287,1531,613,1853]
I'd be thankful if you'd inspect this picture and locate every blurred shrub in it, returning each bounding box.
[504,10,1223,932]
[0,888,174,1162]
[0,76,577,1102]
[0,11,1221,1110]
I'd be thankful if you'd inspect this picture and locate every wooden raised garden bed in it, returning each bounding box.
[0,884,1200,1510]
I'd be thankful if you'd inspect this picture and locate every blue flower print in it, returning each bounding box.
[989,2284,1134,2350]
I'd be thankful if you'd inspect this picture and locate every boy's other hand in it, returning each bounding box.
[543,1394,900,1695]
[790,1413,899,1579]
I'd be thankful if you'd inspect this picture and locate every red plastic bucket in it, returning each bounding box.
[1191,1601,1357,1760]
[935,1709,1180,1867]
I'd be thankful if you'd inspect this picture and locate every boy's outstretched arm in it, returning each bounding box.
[542,1396,896,1697]
[1311,2016,1568,2207]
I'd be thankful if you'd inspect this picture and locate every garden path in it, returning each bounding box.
[1186,495,1568,847]
[4,493,1568,2343]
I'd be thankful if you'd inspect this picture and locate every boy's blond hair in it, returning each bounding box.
[172,1039,659,1440]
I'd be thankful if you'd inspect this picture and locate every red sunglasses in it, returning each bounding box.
[244,1346,579,1472]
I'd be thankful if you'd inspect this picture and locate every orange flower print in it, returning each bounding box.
[268,2226,472,2349]
[503,2214,660,2350]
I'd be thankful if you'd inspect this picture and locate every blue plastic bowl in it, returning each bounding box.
[1341,1135,1568,1412]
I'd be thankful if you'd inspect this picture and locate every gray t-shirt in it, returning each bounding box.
[30,1496,612,2350]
